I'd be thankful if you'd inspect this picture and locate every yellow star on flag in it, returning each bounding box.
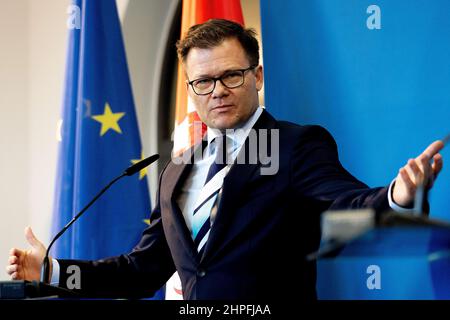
[131,152,149,180]
[143,219,151,225]
[91,102,125,136]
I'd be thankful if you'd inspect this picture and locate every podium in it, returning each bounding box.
[316,217,450,299]
[0,280,79,299]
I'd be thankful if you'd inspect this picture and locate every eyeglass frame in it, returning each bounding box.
[186,65,258,96]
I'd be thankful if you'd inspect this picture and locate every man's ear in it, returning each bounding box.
[255,65,264,91]
[181,61,190,92]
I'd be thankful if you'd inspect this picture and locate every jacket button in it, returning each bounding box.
[197,269,206,277]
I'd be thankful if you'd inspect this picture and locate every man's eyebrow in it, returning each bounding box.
[192,68,242,80]
[192,73,213,80]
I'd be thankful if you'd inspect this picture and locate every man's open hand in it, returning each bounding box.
[392,140,444,207]
[5,227,47,281]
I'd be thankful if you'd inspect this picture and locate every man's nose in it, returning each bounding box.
[211,79,229,98]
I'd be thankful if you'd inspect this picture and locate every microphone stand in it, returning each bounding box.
[40,173,126,284]
[40,154,159,284]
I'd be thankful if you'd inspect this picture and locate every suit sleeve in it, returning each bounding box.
[290,125,390,214]
[57,164,176,298]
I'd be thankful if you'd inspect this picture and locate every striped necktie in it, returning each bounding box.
[191,135,229,255]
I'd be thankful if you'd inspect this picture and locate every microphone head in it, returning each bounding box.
[124,154,159,176]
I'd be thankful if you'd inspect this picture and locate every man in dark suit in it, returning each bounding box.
[6,19,444,300]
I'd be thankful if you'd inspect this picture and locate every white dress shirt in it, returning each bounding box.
[177,106,264,235]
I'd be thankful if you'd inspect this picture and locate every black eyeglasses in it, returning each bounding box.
[187,65,257,96]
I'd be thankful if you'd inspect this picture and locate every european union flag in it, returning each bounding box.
[52,0,163,299]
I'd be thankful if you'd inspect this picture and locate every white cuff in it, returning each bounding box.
[388,179,415,214]
[50,258,60,286]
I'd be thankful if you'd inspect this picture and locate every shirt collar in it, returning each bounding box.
[207,106,264,148]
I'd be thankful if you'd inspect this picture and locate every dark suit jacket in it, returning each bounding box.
[58,110,390,300]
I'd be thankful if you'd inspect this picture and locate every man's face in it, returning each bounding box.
[184,37,263,129]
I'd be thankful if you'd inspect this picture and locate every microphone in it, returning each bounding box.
[40,154,159,284]
[124,154,159,176]
[413,182,428,215]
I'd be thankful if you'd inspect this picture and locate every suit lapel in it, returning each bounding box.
[201,110,277,264]
[162,144,205,263]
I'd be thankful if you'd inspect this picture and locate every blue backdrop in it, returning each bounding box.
[260,0,450,221]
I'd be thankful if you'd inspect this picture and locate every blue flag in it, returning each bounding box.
[52,0,163,299]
